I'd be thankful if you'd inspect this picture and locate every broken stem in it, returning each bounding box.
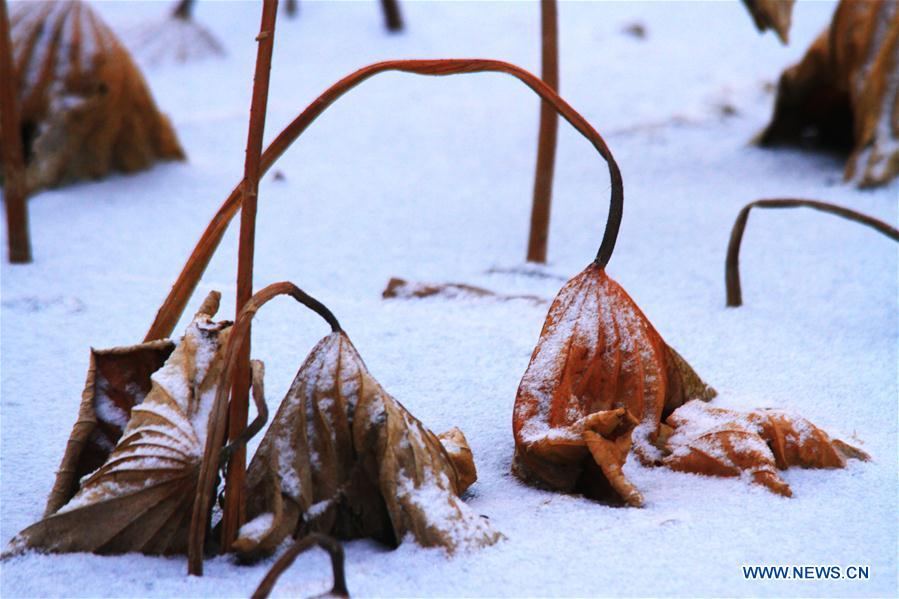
[0,0,33,264]
[145,59,623,343]
[188,281,340,576]
[251,533,349,599]
[526,0,559,264]
[725,198,899,307]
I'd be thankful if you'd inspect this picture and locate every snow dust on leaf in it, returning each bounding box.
[235,331,501,559]
[5,293,231,556]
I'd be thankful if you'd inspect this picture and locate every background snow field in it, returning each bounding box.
[2,1,896,597]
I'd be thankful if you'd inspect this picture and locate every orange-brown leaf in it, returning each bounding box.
[512,263,715,505]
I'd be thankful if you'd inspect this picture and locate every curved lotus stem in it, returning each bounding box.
[188,281,340,575]
[725,199,899,307]
[144,58,624,343]
[250,533,348,599]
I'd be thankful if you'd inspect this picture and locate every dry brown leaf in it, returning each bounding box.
[663,400,870,496]
[512,263,716,507]
[43,339,175,516]
[759,0,898,187]
[383,277,547,305]
[236,330,501,558]
[128,2,225,66]
[9,0,184,191]
[741,0,795,43]
[5,293,246,556]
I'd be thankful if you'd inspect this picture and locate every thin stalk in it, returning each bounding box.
[222,0,278,559]
[285,0,297,17]
[0,0,32,264]
[188,281,340,576]
[144,59,624,344]
[380,0,403,32]
[725,198,899,307]
[251,533,348,599]
[526,0,559,264]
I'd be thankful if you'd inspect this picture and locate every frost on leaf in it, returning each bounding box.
[9,0,184,191]
[235,331,501,559]
[663,400,870,496]
[512,263,716,507]
[759,0,899,188]
[6,293,231,556]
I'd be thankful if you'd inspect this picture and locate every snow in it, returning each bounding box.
[2,0,896,597]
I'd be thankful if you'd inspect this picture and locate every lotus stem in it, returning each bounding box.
[725,198,899,307]
[285,0,297,17]
[172,0,195,20]
[188,281,341,576]
[0,0,32,263]
[222,0,279,557]
[251,533,348,599]
[526,0,559,264]
[380,0,403,32]
[144,59,623,345]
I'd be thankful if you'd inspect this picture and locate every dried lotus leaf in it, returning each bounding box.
[663,400,869,496]
[512,263,715,506]
[9,0,184,191]
[741,0,795,43]
[237,331,501,558]
[44,339,175,516]
[383,277,546,305]
[759,0,898,187]
[6,295,235,556]
[127,3,225,67]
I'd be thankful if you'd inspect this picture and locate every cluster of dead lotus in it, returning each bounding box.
[1,0,888,596]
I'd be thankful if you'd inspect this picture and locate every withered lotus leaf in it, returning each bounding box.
[741,0,795,43]
[5,293,246,556]
[512,263,716,507]
[43,338,175,516]
[9,0,185,191]
[663,400,870,497]
[383,277,546,305]
[235,330,501,558]
[759,0,899,187]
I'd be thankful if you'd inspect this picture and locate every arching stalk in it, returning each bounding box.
[188,281,340,575]
[251,533,348,599]
[725,198,899,307]
[144,58,623,344]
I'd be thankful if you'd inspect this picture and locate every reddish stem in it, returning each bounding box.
[0,0,32,263]
[221,0,279,559]
[144,59,623,344]
[725,198,899,307]
[526,0,559,264]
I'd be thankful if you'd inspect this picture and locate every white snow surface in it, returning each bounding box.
[1,1,896,597]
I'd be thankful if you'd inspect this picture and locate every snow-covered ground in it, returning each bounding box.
[2,1,896,597]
